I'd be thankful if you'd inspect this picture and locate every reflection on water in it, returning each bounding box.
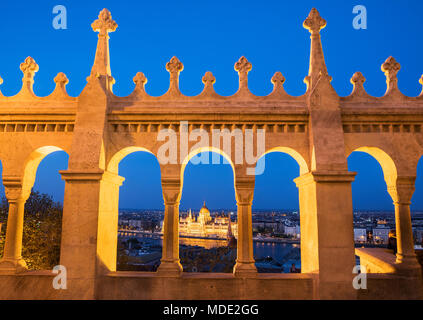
[119,235,301,273]
[253,241,301,273]
[180,237,229,249]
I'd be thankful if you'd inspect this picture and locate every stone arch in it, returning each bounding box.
[107,146,156,174]
[105,146,164,272]
[178,147,237,273]
[253,147,304,273]
[17,146,68,270]
[180,146,235,192]
[258,147,309,176]
[348,147,397,190]
[22,146,68,197]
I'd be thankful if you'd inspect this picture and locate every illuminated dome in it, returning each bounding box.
[199,201,210,214]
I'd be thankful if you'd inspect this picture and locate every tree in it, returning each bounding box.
[0,191,62,270]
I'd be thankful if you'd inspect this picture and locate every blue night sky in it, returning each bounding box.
[0,1,422,211]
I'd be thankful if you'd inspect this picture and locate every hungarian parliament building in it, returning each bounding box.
[179,202,238,239]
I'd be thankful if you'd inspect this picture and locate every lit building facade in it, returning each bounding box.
[373,227,391,244]
[354,228,367,243]
[179,202,238,239]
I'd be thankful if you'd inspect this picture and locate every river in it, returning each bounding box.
[123,234,301,273]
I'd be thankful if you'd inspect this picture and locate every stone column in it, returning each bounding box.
[233,176,257,277]
[387,177,420,271]
[295,171,356,299]
[97,171,125,274]
[156,177,183,276]
[0,178,30,274]
[60,170,119,299]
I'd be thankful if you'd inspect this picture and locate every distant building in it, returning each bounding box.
[354,228,367,243]
[252,221,279,232]
[284,225,301,239]
[413,228,423,245]
[120,219,142,229]
[373,227,390,244]
[179,202,238,239]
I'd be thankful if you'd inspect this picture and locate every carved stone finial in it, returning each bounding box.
[165,57,183,95]
[351,72,366,86]
[91,8,118,36]
[132,72,147,95]
[202,71,216,85]
[133,72,147,86]
[303,8,326,34]
[131,72,148,97]
[54,72,69,86]
[271,72,285,87]
[234,56,252,92]
[349,72,367,97]
[201,71,216,96]
[234,56,252,74]
[382,56,401,93]
[269,72,287,97]
[382,57,400,81]
[19,57,39,95]
[20,57,39,80]
[166,56,184,75]
[51,72,69,97]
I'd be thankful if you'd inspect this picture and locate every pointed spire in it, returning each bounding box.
[166,56,183,94]
[20,56,39,95]
[234,56,252,92]
[381,56,401,95]
[303,8,329,90]
[90,9,117,81]
[0,75,3,96]
[419,75,423,97]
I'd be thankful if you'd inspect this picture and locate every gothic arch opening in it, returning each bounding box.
[348,148,397,256]
[109,148,164,272]
[179,150,237,273]
[253,150,303,273]
[22,147,68,270]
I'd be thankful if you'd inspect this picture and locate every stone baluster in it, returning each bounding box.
[233,176,257,277]
[157,177,183,276]
[0,178,30,273]
[387,176,421,272]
